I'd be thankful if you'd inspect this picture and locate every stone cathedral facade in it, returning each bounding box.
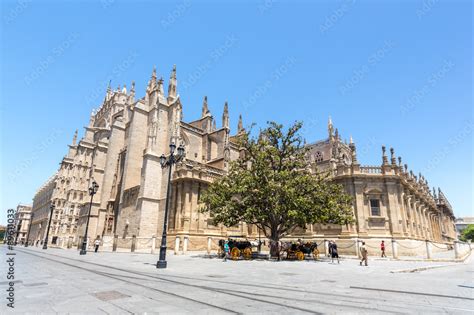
[28,65,457,253]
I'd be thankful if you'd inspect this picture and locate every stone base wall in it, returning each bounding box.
[101,232,471,260]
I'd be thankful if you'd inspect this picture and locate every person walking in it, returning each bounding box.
[330,241,340,264]
[380,240,387,258]
[223,240,230,262]
[360,241,368,266]
[94,238,100,253]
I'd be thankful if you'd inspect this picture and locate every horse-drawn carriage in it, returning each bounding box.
[279,240,320,261]
[218,237,258,260]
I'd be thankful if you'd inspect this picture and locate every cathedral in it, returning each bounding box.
[28,65,457,255]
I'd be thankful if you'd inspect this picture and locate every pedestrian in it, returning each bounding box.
[330,241,340,264]
[223,240,229,262]
[94,238,100,253]
[381,240,386,258]
[360,241,368,266]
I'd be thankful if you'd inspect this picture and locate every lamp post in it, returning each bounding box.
[156,142,185,269]
[25,212,34,247]
[80,180,99,255]
[42,205,55,250]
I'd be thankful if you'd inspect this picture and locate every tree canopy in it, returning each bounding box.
[460,224,474,242]
[200,121,354,245]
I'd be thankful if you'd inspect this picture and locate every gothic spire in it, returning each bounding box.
[129,81,136,103]
[202,96,209,117]
[390,147,397,166]
[349,137,358,163]
[158,77,165,95]
[106,80,112,101]
[72,129,78,146]
[148,65,157,91]
[222,101,229,129]
[382,145,389,165]
[168,64,177,101]
[328,116,334,140]
[237,114,243,133]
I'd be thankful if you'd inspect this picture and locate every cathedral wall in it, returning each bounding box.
[121,104,148,192]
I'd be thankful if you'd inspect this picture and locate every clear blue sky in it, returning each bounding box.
[1,0,472,224]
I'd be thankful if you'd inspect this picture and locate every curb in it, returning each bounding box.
[390,264,452,273]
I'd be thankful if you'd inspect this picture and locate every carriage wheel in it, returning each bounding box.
[243,247,252,260]
[313,248,320,260]
[296,251,305,261]
[231,247,240,260]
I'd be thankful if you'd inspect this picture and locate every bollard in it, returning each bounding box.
[112,234,118,252]
[183,236,189,255]
[324,240,329,257]
[174,236,180,255]
[131,235,136,252]
[454,241,460,259]
[207,236,212,256]
[151,235,156,254]
[425,240,432,259]
[391,239,398,259]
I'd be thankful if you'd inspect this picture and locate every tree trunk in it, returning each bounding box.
[269,227,280,259]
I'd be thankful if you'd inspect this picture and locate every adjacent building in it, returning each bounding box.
[14,204,32,244]
[29,174,56,246]
[455,217,474,239]
[28,65,457,253]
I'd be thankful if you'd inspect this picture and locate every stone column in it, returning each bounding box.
[355,239,361,258]
[385,183,402,237]
[353,182,367,235]
[175,182,183,230]
[454,241,460,259]
[324,240,329,256]
[112,234,118,252]
[391,239,398,259]
[131,235,136,252]
[96,119,125,240]
[207,236,212,255]
[183,182,192,232]
[412,200,420,238]
[183,235,188,255]
[190,182,199,231]
[174,236,180,255]
[425,240,432,259]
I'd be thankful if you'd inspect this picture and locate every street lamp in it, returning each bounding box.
[25,212,34,247]
[42,205,55,250]
[156,142,185,269]
[80,180,99,255]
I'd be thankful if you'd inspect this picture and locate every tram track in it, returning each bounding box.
[16,248,474,314]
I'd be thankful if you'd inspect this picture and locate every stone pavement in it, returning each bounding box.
[1,246,473,314]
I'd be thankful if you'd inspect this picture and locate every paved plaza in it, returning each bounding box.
[1,246,473,314]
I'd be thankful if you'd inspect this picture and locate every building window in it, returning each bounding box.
[314,151,323,162]
[370,199,381,216]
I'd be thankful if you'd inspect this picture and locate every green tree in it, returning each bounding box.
[460,224,474,242]
[201,121,354,256]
